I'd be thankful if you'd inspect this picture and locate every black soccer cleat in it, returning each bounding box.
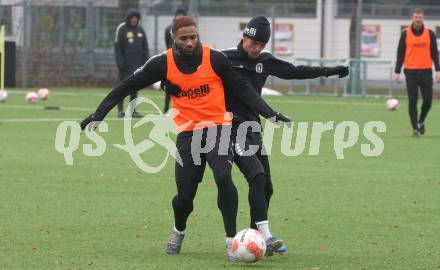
[132,111,143,118]
[166,230,185,255]
[418,122,425,135]
[412,129,421,137]
[117,111,125,118]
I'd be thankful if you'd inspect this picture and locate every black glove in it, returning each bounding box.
[330,65,350,78]
[161,80,182,96]
[270,112,292,127]
[80,112,103,131]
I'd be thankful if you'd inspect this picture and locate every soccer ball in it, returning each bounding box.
[386,98,399,110]
[0,90,8,102]
[232,229,266,263]
[38,88,50,100]
[25,92,39,103]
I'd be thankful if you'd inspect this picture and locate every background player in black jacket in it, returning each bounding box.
[81,16,290,261]
[222,16,349,254]
[163,8,187,114]
[164,9,187,50]
[114,8,149,118]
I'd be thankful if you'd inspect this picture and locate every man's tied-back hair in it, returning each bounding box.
[172,16,197,35]
[411,7,424,15]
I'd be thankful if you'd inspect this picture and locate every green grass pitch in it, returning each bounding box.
[1,88,439,269]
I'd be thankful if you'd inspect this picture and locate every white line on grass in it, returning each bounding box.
[4,89,397,106]
[0,118,118,122]
[0,105,159,113]
[3,90,438,109]
[0,104,96,111]
[1,98,388,110]
[268,99,384,107]
[7,90,109,98]
[7,90,164,99]
[0,116,166,123]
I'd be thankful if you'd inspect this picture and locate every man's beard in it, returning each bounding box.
[413,22,423,29]
[176,42,200,59]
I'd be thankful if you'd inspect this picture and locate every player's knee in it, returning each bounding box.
[176,183,197,204]
[244,162,266,182]
[265,180,274,198]
[180,190,196,204]
[249,173,266,187]
[213,170,233,188]
[423,99,432,108]
[172,194,194,212]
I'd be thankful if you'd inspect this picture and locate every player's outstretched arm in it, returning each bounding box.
[263,53,349,79]
[80,54,166,130]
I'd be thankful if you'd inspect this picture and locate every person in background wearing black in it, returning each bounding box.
[394,7,440,137]
[222,16,349,254]
[163,8,187,115]
[114,8,149,118]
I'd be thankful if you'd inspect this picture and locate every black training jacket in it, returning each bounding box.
[114,9,150,78]
[164,24,173,49]
[222,41,341,122]
[95,43,277,121]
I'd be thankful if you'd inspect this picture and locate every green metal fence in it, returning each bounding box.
[281,58,434,98]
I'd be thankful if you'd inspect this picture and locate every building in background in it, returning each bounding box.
[1,0,440,91]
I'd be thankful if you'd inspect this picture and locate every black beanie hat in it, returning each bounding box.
[243,16,271,43]
[174,8,187,17]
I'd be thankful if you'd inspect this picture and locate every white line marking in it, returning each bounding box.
[7,90,108,98]
[0,104,96,111]
[0,118,119,122]
[6,90,164,99]
[2,89,418,107]
[269,99,384,106]
[0,116,166,123]
[4,89,389,106]
[3,90,438,110]
[1,97,384,110]
[0,104,159,112]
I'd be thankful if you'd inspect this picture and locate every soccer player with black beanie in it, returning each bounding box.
[221,16,350,255]
[80,16,290,261]
[394,8,440,137]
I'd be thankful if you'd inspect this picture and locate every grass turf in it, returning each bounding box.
[1,88,439,269]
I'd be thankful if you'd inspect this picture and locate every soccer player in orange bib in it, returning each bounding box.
[81,16,290,261]
[394,8,440,136]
